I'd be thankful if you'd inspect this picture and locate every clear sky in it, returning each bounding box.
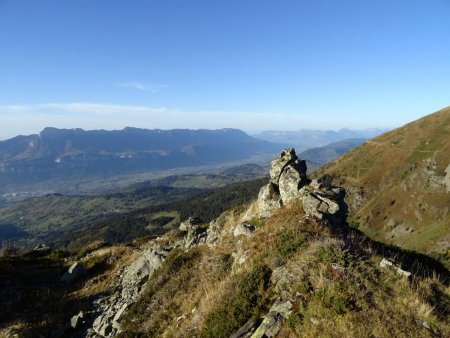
[1,0,449,139]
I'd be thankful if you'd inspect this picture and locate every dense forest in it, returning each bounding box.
[57,177,267,249]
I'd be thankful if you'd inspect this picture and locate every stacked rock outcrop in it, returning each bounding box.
[257,148,309,217]
[257,148,345,223]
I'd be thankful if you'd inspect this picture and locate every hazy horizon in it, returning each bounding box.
[0,123,390,142]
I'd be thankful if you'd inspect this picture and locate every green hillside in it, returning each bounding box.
[315,107,450,266]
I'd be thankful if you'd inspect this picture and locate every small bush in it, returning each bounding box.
[200,265,272,338]
[274,230,309,261]
[247,216,264,228]
[316,245,347,266]
[316,288,356,315]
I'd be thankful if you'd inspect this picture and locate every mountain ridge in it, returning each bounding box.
[0,127,279,192]
[252,127,387,150]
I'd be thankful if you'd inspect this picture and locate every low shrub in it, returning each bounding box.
[274,230,309,262]
[200,264,272,338]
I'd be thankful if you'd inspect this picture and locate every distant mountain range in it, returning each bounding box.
[0,127,280,191]
[252,128,387,150]
[299,138,366,170]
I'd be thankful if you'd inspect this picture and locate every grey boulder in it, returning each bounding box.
[61,262,86,284]
[233,223,256,237]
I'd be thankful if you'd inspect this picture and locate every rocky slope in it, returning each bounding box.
[2,148,449,338]
[315,107,450,266]
[84,149,352,337]
[53,149,447,338]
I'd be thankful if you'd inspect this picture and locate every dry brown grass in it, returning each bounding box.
[74,245,138,298]
[115,199,450,338]
[315,107,450,266]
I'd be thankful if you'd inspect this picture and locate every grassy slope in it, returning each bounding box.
[118,202,450,338]
[315,107,450,265]
[2,191,449,337]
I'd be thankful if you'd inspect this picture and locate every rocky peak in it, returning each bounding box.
[269,148,308,185]
[258,148,345,222]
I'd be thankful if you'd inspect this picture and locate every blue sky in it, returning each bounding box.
[1,0,449,139]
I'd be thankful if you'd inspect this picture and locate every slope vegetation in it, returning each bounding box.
[316,107,450,265]
[1,148,449,338]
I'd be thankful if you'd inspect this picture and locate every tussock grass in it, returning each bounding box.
[118,199,450,337]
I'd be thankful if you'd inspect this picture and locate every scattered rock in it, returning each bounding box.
[233,223,256,237]
[98,322,112,336]
[232,250,250,271]
[125,250,164,287]
[269,148,305,184]
[278,164,305,203]
[271,267,296,300]
[310,317,320,325]
[205,219,221,245]
[230,317,258,338]
[112,303,129,325]
[251,299,292,337]
[251,299,292,338]
[380,258,412,277]
[184,226,207,249]
[88,243,174,337]
[179,217,202,231]
[61,262,86,284]
[256,148,347,223]
[299,186,341,220]
[33,243,51,253]
[422,321,431,330]
[345,186,366,212]
[70,311,84,329]
[178,217,208,249]
[269,299,293,316]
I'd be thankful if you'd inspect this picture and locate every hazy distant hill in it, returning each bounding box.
[316,107,450,264]
[0,127,279,191]
[253,128,386,150]
[299,138,366,170]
